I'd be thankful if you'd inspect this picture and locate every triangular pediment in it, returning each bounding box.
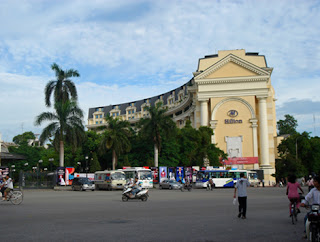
[195,54,270,81]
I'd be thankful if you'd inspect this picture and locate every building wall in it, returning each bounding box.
[87,49,277,185]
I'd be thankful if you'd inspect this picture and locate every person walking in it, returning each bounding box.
[234,173,250,219]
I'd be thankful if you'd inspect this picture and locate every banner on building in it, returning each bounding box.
[222,157,259,165]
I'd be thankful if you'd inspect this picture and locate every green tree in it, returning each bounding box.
[45,63,79,107]
[35,100,85,167]
[138,102,176,167]
[99,115,131,170]
[89,152,101,172]
[277,114,298,135]
[12,131,36,145]
[177,120,201,166]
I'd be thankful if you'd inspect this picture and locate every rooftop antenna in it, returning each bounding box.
[314,114,316,136]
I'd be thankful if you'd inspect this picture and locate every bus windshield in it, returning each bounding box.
[138,170,152,180]
[111,172,125,180]
[248,172,258,180]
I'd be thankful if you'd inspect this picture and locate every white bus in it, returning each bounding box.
[195,169,234,188]
[120,167,153,189]
[94,170,126,190]
[228,170,259,187]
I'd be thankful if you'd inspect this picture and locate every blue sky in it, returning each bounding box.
[0,0,320,142]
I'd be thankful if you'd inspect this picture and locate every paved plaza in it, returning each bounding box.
[1,186,308,242]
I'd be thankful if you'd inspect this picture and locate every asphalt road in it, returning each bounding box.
[0,186,308,242]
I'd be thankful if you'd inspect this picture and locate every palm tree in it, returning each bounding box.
[35,101,85,167]
[99,115,131,170]
[45,63,79,107]
[138,102,176,167]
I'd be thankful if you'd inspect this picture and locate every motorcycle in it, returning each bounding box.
[181,183,192,192]
[306,204,320,241]
[122,186,149,202]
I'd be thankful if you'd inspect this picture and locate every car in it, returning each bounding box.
[72,177,95,191]
[159,179,183,190]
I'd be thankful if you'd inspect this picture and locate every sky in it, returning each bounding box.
[0,0,320,142]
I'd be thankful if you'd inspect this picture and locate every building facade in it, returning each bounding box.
[87,49,277,184]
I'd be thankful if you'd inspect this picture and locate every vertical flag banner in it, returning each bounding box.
[159,167,167,183]
[176,167,184,182]
[168,167,175,180]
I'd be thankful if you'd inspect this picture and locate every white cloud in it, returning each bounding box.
[0,0,320,140]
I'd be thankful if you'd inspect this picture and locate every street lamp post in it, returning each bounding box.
[49,158,54,171]
[10,165,15,177]
[38,160,43,188]
[85,156,88,178]
[77,162,81,173]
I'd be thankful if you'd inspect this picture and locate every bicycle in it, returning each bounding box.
[2,189,23,205]
[290,198,299,224]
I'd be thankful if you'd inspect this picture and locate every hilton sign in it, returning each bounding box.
[225,110,242,124]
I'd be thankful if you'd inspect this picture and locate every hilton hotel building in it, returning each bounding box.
[87,50,279,184]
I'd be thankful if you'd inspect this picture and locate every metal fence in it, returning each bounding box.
[19,171,57,189]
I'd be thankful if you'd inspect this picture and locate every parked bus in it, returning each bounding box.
[94,170,126,190]
[228,170,259,186]
[120,167,153,189]
[195,169,234,188]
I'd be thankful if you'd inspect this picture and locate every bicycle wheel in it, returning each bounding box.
[10,191,23,205]
[291,205,295,224]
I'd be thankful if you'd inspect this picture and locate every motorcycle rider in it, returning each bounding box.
[130,177,141,198]
[301,175,320,238]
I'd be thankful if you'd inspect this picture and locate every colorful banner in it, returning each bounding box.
[168,167,175,180]
[176,167,184,182]
[192,166,199,183]
[65,167,75,185]
[57,167,65,185]
[185,167,192,183]
[151,167,159,183]
[222,157,259,165]
[159,167,167,183]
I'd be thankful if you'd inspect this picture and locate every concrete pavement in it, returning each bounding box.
[0,186,307,242]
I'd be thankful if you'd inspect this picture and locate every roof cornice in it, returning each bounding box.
[195,54,270,81]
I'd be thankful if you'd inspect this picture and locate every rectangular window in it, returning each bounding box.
[112,113,115,117]
[96,121,98,124]
[117,113,119,116]
[132,110,134,114]
[95,115,98,119]
[100,121,102,124]
[128,110,131,114]
[100,114,102,118]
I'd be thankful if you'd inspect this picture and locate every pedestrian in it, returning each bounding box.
[307,175,314,192]
[234,173,250,219]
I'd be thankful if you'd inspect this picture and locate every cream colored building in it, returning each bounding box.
[87,49,278,184]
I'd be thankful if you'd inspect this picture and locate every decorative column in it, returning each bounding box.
[192,103,197,129]
[250,118,259,169]
[257,96,270,167]
[200,100,208,126]
[210,120,218,144]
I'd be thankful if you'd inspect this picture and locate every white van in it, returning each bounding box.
[94,170,126,190]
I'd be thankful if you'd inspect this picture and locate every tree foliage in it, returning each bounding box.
[277,114,298,135]
[99,115,132,170]
[45,63,79,107]
[12,132,35,145]
[35,100,85,167]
